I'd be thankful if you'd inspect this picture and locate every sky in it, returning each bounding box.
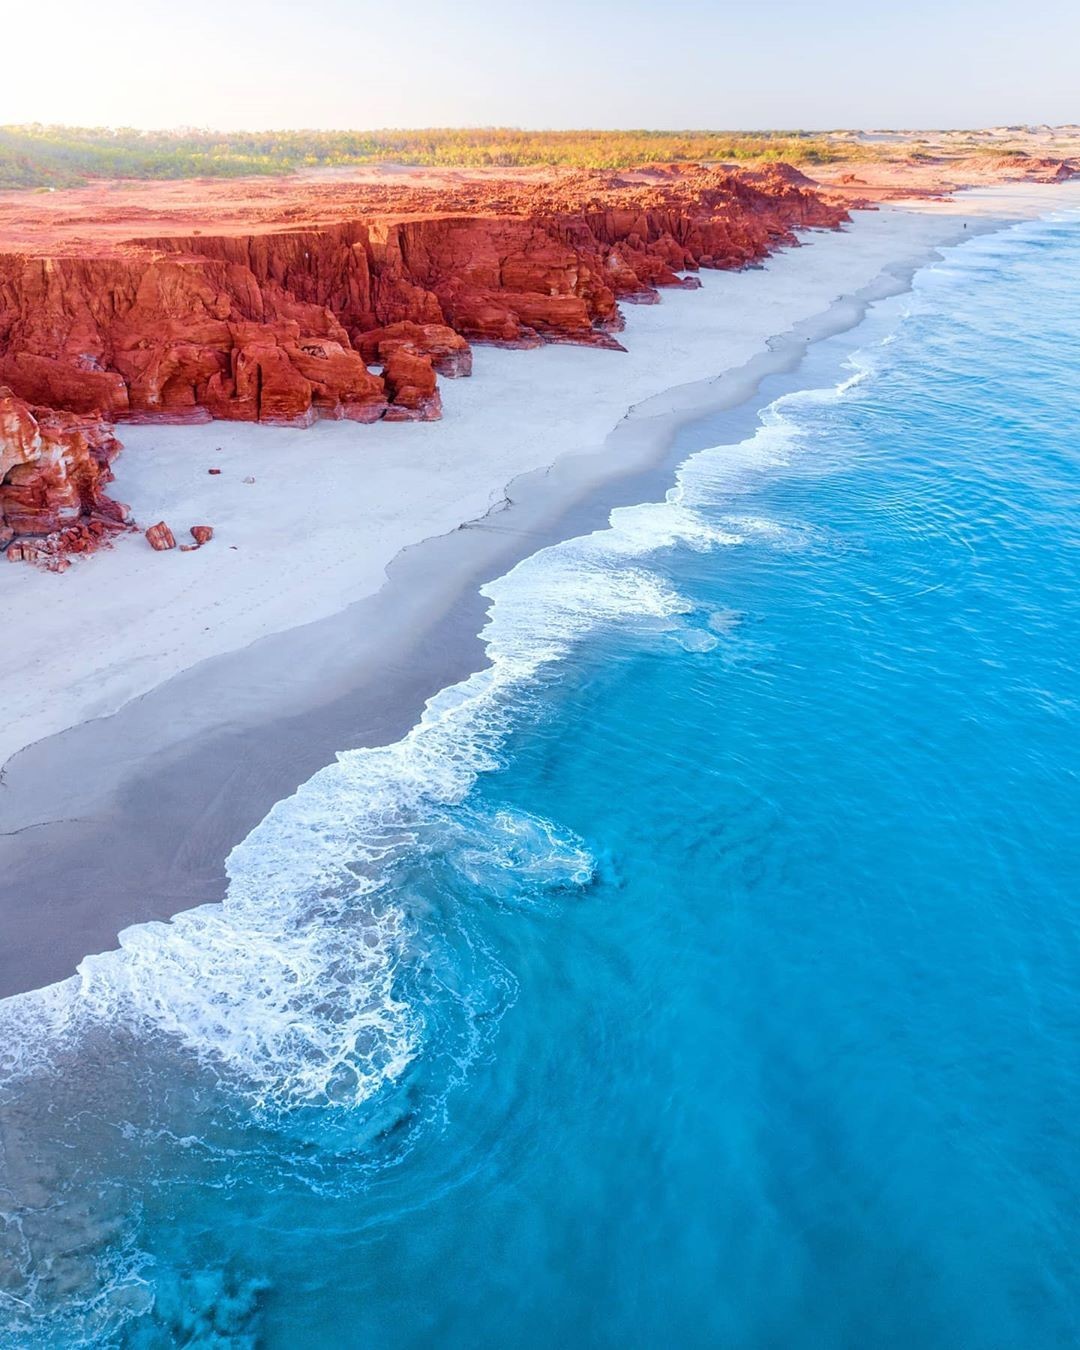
[3,0,1077,131]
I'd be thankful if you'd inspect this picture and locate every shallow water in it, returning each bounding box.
[2,209,1079,1348]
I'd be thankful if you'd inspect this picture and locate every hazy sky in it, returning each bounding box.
[4,0,1077,130]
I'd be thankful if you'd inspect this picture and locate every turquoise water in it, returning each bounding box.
[2,209,1079,1347]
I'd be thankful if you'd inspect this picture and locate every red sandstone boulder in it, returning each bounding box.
[181,524,214,552]
[146,521,176,551]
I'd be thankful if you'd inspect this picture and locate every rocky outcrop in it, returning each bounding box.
[381,347,441,421]
[354,322,472,377]
[1,388,130,568]
[0,164,849,561]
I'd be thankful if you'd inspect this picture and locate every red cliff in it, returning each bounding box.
[0,163,847,562]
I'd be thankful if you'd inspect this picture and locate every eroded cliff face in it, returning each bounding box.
[0,389,130,569]
[0,163,848,561]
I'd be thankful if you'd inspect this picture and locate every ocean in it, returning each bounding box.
[1,207,1079,1348]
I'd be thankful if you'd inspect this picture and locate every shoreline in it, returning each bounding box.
[1,183,1074,999]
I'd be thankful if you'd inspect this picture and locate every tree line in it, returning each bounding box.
[0,125,856,189]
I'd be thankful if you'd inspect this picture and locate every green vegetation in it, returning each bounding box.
[0,125,858,189]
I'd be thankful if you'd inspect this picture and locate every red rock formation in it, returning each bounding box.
[0,165,847,428]
[1,387,130,567]
[354,321,472,377]
[381,347,441,422]
[0,164,851,561]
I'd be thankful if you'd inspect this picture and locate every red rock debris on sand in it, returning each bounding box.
[179,525,213,552]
